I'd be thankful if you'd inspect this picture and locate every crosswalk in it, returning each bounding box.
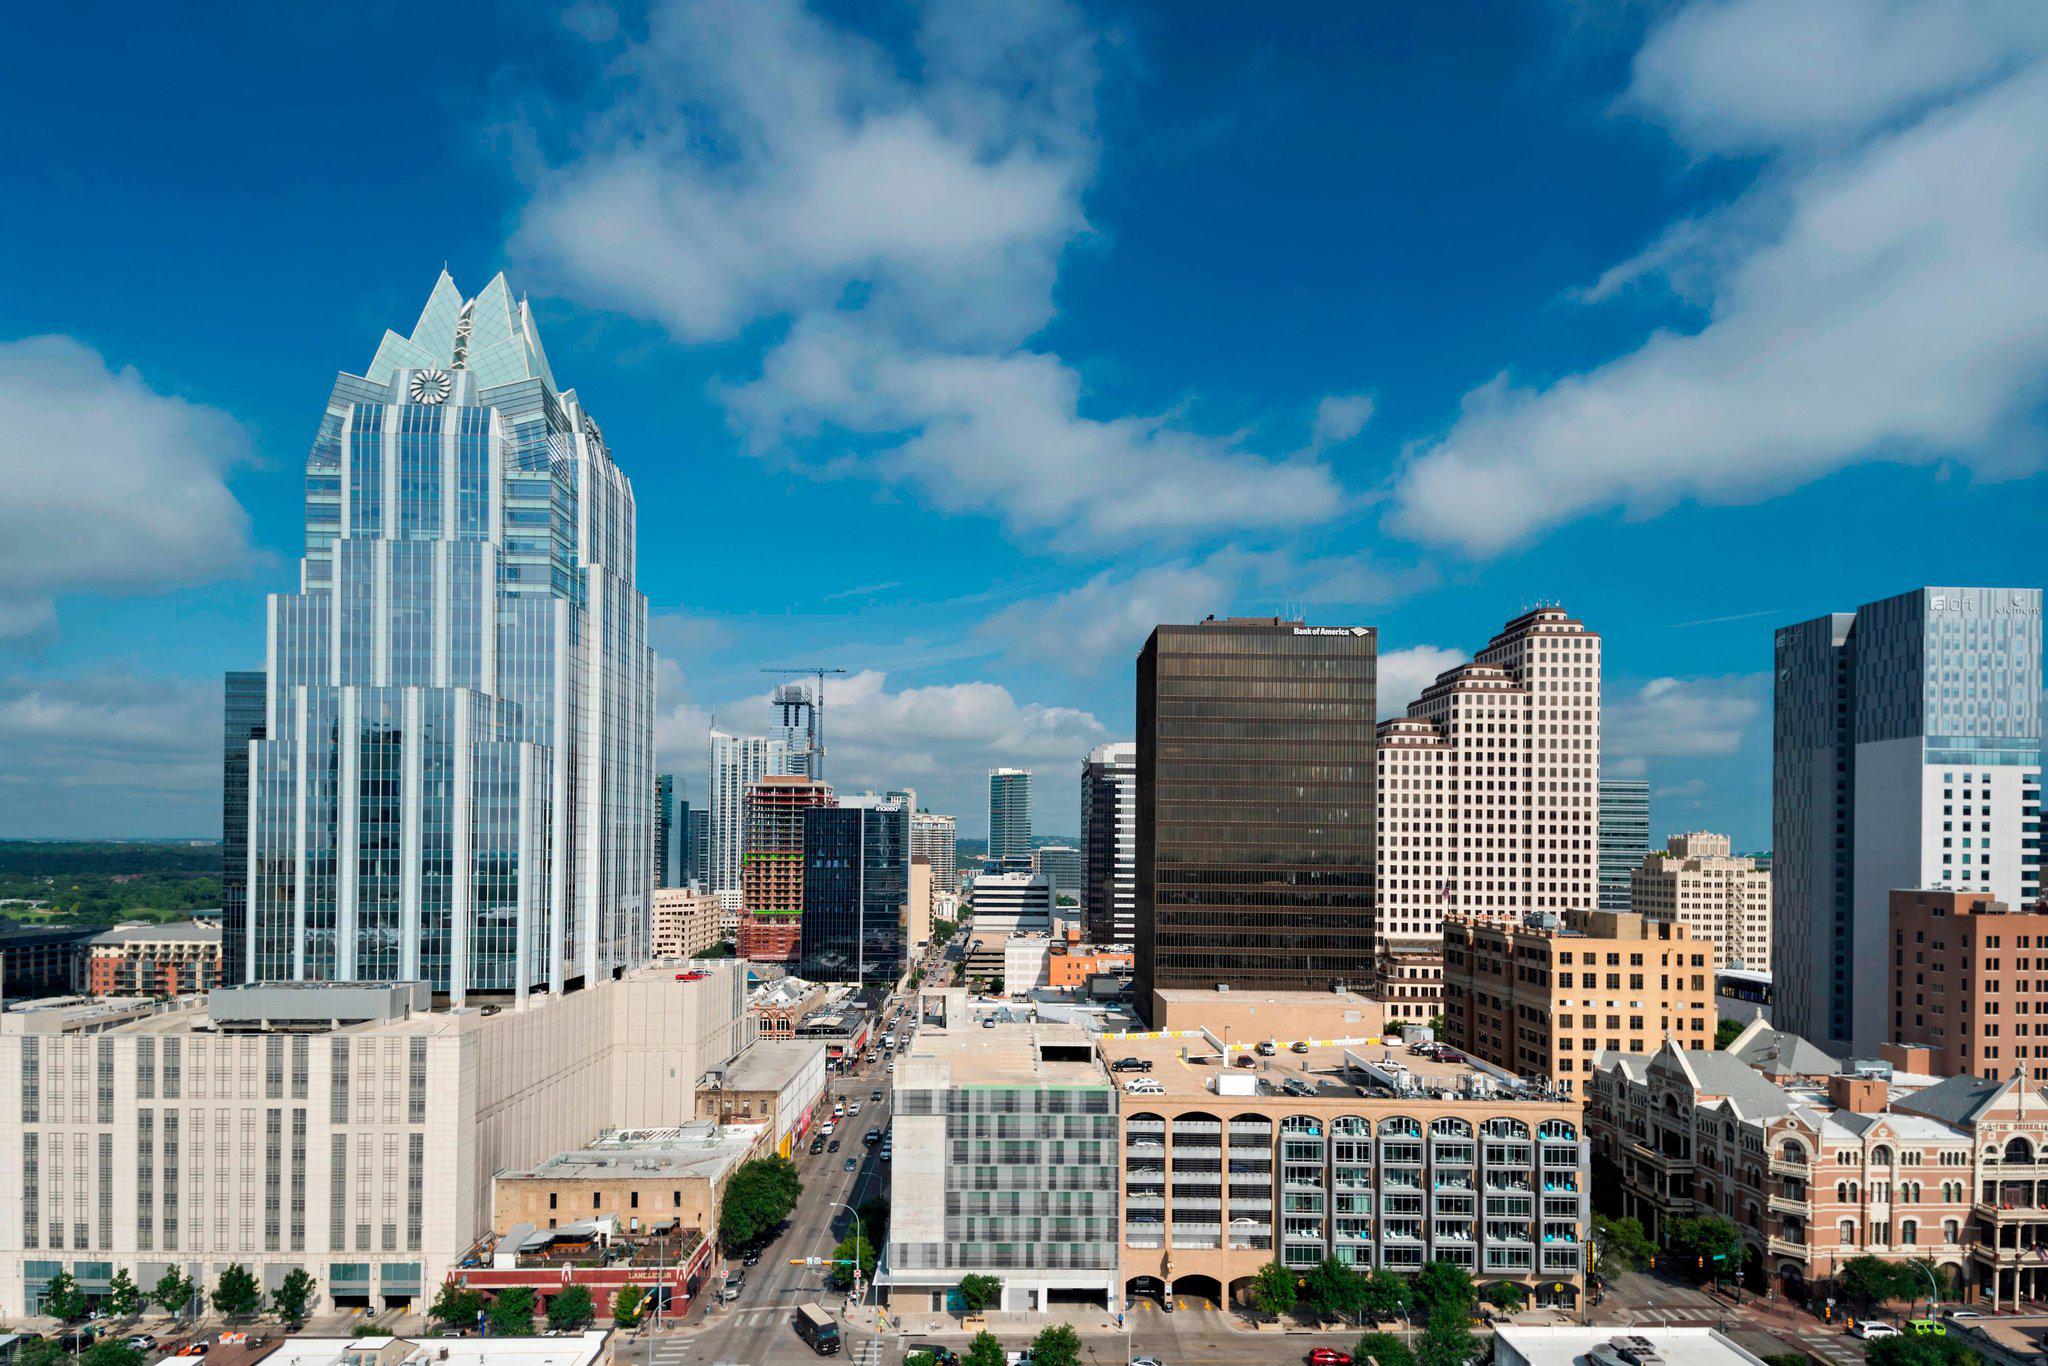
[1791,1333,1863,1366]
[649,1336,695,1366]
[1619,1305,1722,1325]
[851,1340,884,1366]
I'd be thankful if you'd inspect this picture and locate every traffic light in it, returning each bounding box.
[1696,1256,1704,1269]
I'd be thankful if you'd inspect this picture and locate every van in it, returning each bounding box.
[794,1303,842,1355]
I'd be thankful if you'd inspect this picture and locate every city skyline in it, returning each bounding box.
[4,4,2047,846]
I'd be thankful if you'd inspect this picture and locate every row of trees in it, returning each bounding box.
[913,1323,1085,1366]
[1241,1258,1494,1366]
[38,1264,317,1328]
[425,1282,636,1336]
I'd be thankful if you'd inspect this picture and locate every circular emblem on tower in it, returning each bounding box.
[410,369,452,405]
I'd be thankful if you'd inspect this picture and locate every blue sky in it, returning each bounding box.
[2,0,2044,841]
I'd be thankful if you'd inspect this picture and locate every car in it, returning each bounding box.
[908,1347,960,1366]
[743,1249,762,1266]
[865,1129,881,1145]
[810,1138,826,1154]
[1944,1309,1986,1321]
[823,1121,836,1135]
[1130,1358,1165,1366]
[1290,1040,1311,1054]
[844,1156,858,1170]
[1111,1057,1152,1073]
[127,1337,158,1352]
[828,1139,841,1152]
[1852,1322,1901,1340]
[849,1102,862,1115]
[1308,1351,1352,1366]
[871,1090,883,1101]
[881,1149,892,1163]
[1906,1320,1946,1337]
[1256,1040,1279,1057]
[1235,1055,1259,1068]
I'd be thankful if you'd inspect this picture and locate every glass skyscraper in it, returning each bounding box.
[801,796,910,985]
[221,669,267,988]
[1774,586,2042,1055]
[243,271,655,1001]
[1596,778,1651,913]
[987,768,1033,865]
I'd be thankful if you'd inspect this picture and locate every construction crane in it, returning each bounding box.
[759,666,848,781]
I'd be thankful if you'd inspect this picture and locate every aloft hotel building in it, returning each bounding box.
[239,272,655,1001]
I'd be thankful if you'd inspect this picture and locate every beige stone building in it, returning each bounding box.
[907,856,934,950]
[491,1122,768,1239]
[1629,832,1772,972]
[0,962,752,1318]
[651,887,722,960]
[1444,909,1715,1093]
[1378,947,1444,1028]
[1376,607,1602,951]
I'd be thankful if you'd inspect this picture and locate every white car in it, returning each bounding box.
[1123,1078,1165,1094]
[1852,1322,1901,1340]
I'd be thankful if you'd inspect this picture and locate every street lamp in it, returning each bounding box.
[829,1202,868,1315]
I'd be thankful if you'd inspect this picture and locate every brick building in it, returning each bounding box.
[738,776,833,962]
[1890,888,2048,1083]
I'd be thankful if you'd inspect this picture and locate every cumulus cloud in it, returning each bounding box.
[1392,0,2048,554]
[0,673,221,835]
[0,336,255,638]
[517,0,1352,547]
[1604,673,1765,768]
[1376,645,1469,719]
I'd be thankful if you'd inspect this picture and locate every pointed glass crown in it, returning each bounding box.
[365,269,558,392]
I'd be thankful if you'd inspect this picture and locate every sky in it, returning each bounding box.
[1,0,2044,843]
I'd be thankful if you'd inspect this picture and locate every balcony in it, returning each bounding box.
[1766,1235,1808,1259]
[1768,1156,1807,1178]
[1767,1193,1810,1216]
[1972,1200,2048,1223]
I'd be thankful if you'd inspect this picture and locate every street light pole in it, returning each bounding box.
[829,1202,866,1314]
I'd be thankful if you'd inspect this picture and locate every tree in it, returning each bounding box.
[429,1282,487,1332]
[1354,1333,1417,1366]
[1864,1337,1981,1366]
[487,1286,538,1337]
[1249,1261,1298,1319]
[1304,1256,1367,1320]
[719,1156,804,1248]
[1413,1260,1476,1319]
[81,1345,143,1366]
[1666,1215,1744,1282]
[1835,1256,1922,1310]
[1360,1269,1414,1322]
[1592,1215,1656,1275]
[546,1285,594,1331]
[211,1263,262,1318]
[956,1274,1004,1313]
[150,1267,197,1319]
[15,1341,69,1366]
[1416,1301,1478,1366]
[964,1330,1007,1366]
[1715,1019,1746,1049]
[1483,1282,1527,1312]
[611,1284,645,1330]
[1031,1324,1082,1366]
[42,1270,89,1325]
[270,1268,317,1327]
[826,1233,877,1292]
[106,1268,143,1318]
[856,1196,891,1243]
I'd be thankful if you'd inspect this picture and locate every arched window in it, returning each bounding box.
[1839,1219,1856,1244]
[2006,1136,2036,1164]
[1943,1219,1960,1244]
[1484,1117,1530,1139]
[1779,1139,1807,1164]
[1870,1145,1893,1166]
[1538,1119,1576,1141]
[1901,1219,1919,1245]
[1837,1181,1850,1202]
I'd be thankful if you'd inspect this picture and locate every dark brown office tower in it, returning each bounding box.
[1134,617,1378,1016]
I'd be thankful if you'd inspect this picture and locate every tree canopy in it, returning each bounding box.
[1249,1261,1298,1318]
[1304,1256,1367,1320]
[1416,1300,1478,1366]
[1355,1333,1417,1366]
[1360,1269,1413,1322]
[1592,1214,1656,1274]
[956,1275,1003,1313]
[105,1269,143,1318]
[41,1271,89,1325]
[1666,1215,1744,1279]
[1030,1324,1083,1366]
[429,1283,486,1331]
[1835,1257,1925,1309]
[720,1156,804,1248]
[150,1267,197,1318]
[826,1233,878,1292]
[611,1284,645,1329]
[271,1269,317,1326]
[1413,1260,1476,1318]
[487,1287,539,1337]
[964,1330,1007,1366]
[546,1285,594,1331]
[1864,1335,1983,1366]
[210,1264,262,1318]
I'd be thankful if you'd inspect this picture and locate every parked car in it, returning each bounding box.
[871,1090,882,1101]
[743,1249,762,1266]
[865,1129,881,1145]
[1256,1040,1278,1057]
[1308,1350,1352,1366]
[1235,1055,1259,1068]
[1852,1322,1901,1340]
[1906,1320,1946,1337]
[1129,1358,1165,1366]
[1290,1040,1311,1054]
[1944,1309,1986,1321]
[810,1137,826,1154]
[127,1337,158,1352]
[1111,1057,1152,1073]
[844,1156,858,1171]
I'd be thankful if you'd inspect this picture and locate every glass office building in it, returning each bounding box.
[243,271,655,1000]
[221,669,267,987]
[801,797,909,985]
[1596,779,1651,913]
[988,768,1033,865]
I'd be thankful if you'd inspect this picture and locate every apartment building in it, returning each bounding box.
[83,924,223,997]
[651,888,722,961]
[1444,910,1715,1093]
[1379,947,1445,1028]
[0,963,751,1317]
[738,775,834,963]
[1889,888,2048,1082]
[1104,1033,1587,1311]
[1630,833,1773,973]
[1587,1017,2048,1308]
[881,997,1119,1313]
[1377,607,1602,951]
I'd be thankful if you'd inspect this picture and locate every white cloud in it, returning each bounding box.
[0,673,220,835]
[0,336,254,638]
[1376,645,1469,719]
[1604,673,1765,765]
[517,0,1353,547]
[1392,3,2048,554]
[1310,394,1374,447]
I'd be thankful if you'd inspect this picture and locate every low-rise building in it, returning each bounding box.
[83,923,222,997]
[1379,947,1444,1028]
[1103,1030,1587,1311]
[881,996,1119,1313]
[1445,910,1715,1093]
[651,888,722,961]
[0,923,93,1000]
[1004,934,1055,995]
[263,1332,613,1366]
[1630,833,1772,973]
[1147,987,1387,1044]
[1889,888,2048,1082]
[794,1005,871,1069]
[697,1039,828,1157]
[750,975,829,1040]
[1496,1327,1768,1366]
[1046,946,1133,991]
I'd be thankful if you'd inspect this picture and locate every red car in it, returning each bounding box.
[1309,1351,1352,1366]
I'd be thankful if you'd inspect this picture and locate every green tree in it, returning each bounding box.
[271,1268,317,1327]
[1416,1301,1478,1366]
[1354,1333,1417,1366]
[1666,1215,1744,1282]
[1835,1256,1921,1310]
[1592,1215,1656,1275]
[611,1284,645,1330]
[1863,1336,1982,1366]
[105,1268,143,1318]
[856,1196,891,1243]
[487,1286,538,1337]
[15,1340,69,1366]
[41,1270,89,1325]
[210,1263,262,1318]
[546,1284,594,1331]
[150,1267,197,1319]
[428,1282,487,1331]
[1412,1260,1476,1318]
[1304,1256,1368,1320]
[964,1330,1007,1366]
[1483,1282,1527,1312]
[1031,1324,1082,1366]
[1715,1019,1746,1049]
[1360,1269,1414,1322]
[1249,1261,1298,1319]
[826,1233,877,1292]
[956,1274,1004,1313]
[81,1344,144,1366]
[719,1156,804,1249]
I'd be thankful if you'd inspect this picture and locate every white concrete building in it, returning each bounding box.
[651,887,722,960]
[1630,832,1773,972]
[0,963,752,1318]
[1079,742,1136,948]
[968,873,1053,937]
[1376,607,1602,950]
[707,731,790,900]
[909,812,957,895]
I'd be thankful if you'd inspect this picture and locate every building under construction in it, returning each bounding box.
[738,775,835,962]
